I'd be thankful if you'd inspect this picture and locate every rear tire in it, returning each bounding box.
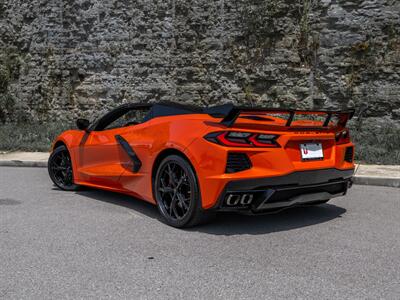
[48,145,80,191]
[153,155,215,228]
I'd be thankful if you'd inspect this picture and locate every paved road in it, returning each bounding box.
[0,167,399,299]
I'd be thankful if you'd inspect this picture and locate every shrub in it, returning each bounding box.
[0,122,73,152]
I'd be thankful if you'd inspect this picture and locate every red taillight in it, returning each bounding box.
[335,129,351,144]
[217,132,250,147]
[204,131,280,148]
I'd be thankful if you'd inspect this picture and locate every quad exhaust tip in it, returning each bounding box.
[225,194,253,207]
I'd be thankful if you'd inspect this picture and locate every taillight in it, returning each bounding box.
[204,131,280,147]
[335,129,351,144]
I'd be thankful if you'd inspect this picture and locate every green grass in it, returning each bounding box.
[0,122,73,152]
[351,123,400,165]
[0,121,399,165]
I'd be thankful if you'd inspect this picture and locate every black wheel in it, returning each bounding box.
[154,155,215,228]
[48,145,79,191]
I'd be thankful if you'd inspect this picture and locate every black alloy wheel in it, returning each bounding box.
[48,145,79,191]
[154,155,215,228]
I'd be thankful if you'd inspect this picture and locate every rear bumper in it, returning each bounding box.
[214,168,354,213]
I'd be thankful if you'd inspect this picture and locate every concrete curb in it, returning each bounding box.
[0,160,48,168]
[0,159,399,188]
[352,175,400,188]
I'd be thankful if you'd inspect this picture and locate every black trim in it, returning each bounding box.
[255,180,348,206]
[226,153,252,173]
[152,101,203,117]
[323,112,332,127]
[205,103,235,119]
[90,103,152,131]
[212,106,241,127]
[344,146,354,163]
[76,118,90,131]
[225,168,354,191]
[218,179,350,213]
[115,135,142,172]
[90,101,202,131]
[286,111,295,127]
[214,168,354,212]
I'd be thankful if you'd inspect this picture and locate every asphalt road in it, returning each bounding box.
[0,167,399,299]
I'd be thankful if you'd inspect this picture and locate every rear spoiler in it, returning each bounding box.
[204,104,355,128]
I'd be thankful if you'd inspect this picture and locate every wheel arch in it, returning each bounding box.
[151,148,196,181]
[150,147,215,227]
[53,140,67,150]
[48,140,79,191]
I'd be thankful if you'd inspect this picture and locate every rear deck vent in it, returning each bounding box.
[226,153,252,173]
[344,146,354,163]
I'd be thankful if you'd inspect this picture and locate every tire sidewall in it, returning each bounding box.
[48,145,79,191]
[154,155,201,228]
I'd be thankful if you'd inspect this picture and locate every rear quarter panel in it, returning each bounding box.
[117,115,211,203]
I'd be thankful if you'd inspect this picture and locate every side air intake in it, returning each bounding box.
[226,153,252,173]
[344,146,354,163]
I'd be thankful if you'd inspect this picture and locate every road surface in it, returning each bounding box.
[0,167,399,299]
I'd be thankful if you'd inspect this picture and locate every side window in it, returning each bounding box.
[103,108,150,130]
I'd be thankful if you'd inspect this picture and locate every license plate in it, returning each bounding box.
[300,143,323,160]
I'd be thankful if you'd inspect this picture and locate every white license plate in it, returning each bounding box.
[300,143,323,160]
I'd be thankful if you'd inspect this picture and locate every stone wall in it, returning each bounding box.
[0,0,399,125]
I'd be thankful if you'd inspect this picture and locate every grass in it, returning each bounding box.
[0,122,73,152]
[350,123,400,165]
[0,121,399,165]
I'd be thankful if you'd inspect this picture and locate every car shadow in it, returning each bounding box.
[191,204,346,236]
[74,188,161,222]
[71,187,347,236]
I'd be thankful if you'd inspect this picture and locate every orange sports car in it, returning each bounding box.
[48,102,355,227]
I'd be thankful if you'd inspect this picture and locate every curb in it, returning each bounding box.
[352,175,400,188]
[0,160,399,188]
[0,160,48,168]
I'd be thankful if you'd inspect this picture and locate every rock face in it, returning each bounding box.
[0,0,399,125]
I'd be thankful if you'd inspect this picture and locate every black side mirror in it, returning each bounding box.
[76,118,90,131]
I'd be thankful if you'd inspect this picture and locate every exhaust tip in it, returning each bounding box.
[225,193,253,207]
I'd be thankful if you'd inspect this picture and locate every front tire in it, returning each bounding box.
[153,155,215,228]
[48,145,80,191]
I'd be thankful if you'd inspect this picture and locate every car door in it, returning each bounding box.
[76,127,128,188]
[76,105,151,189]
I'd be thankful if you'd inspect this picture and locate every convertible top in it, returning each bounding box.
[90,102,202,131]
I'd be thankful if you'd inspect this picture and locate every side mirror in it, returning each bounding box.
[76,118,90,131]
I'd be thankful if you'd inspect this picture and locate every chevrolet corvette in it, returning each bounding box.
[48,101,355,227]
